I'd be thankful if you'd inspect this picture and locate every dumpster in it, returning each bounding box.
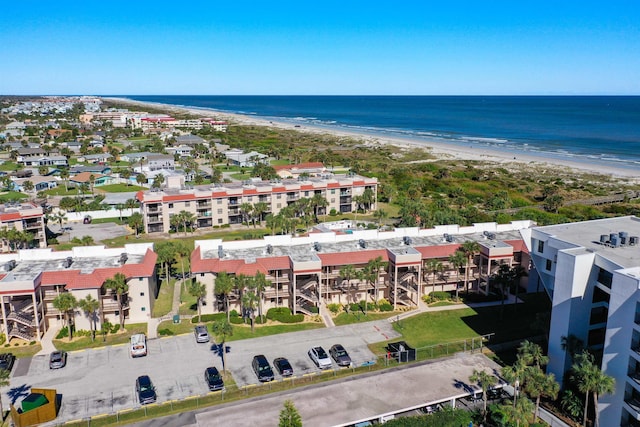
[173,314,180,324]
[386,341,416,362]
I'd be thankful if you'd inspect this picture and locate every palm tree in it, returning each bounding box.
[366,256,386,303]
[492,264,512,320]
[59,168,70,191]
[241,283,259,332]
[502,357,528,407]
[252,202,269,227]
[79,294,100,341]
[561,334,585,363]
[52,292,78,341]
[339,264,357,304]
[211,320,233,372]
[215,271,234,321]
[525,369,559,423]
[253,271,269,322]
[448,252,466,299]
[188,280,207,323]
[469,369,497,422]
[460,240,480,294]
[511,264,528,312]
[518,340,548,369]
[51,210,67,232]
[116,203,126,222]
[128,212,144,236]
[571,351,615,427]
[425,259,444,296]
[310,193,328,223]
[240,203,253,227]
[181,210,196,234]
[104,272,129,331]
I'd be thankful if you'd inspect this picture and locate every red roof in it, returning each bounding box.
[0,212,22,221]
[318,249,388,267]
[415,244,461,259]
[273,162,325,171]
[505,239,529,254]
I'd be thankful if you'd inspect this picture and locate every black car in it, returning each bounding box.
[329,344,352,367]
[273,357,293,377]
[49,351,67,369]
[204,367,224,391]
[252,354,274,382]
[136,375,157,405]
[0,353,15,371]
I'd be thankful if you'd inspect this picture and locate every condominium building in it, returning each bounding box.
[529,216,640,426]
[136,175,379,234]
[190,221,532,317]
[0,202,47,252]
[0,244,157,342]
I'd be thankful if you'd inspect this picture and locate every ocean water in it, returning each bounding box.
[121,95,640,169]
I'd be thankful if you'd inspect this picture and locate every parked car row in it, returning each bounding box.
[136,365,225,405]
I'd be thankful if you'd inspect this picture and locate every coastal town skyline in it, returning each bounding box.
[1,1,639,95]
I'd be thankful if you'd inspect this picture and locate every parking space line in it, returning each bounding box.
[302,373,316,377]
[92,413,110,419]
[70,349,86,353]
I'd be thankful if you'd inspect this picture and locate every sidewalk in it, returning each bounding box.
[147,278,184,339]
[35,325,58,356]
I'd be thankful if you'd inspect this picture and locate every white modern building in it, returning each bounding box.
[530,216,640,426]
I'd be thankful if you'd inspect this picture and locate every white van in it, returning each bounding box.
[130,333,147,357]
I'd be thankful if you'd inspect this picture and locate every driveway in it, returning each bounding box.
[5,321,399,424]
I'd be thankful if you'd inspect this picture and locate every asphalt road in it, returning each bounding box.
[6,320,400,424]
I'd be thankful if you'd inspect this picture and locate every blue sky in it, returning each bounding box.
[1,1,638,95]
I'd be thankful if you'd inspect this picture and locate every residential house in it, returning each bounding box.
[274,162,328,179]
[223,149,268,167]
[69,172,112,188]
[166,145,194,158]
[147,154,175,171]
[78,153,112,164]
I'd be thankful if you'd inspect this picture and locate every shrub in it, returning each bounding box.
[378,301,393,312]
[428,291,451,301]
[329,208,338,216]
[266,307,304,323]
[230,316,244,325]
[56,327,69,339]
[158,329,175,336]
[327,303,341,314]
[310,306,319,314]
[230,309,239,318]
[111,324,120,334]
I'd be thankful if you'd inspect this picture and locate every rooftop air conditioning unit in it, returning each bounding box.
[403,236,412,246]
[359,239,367,249]
[218,245,224,259]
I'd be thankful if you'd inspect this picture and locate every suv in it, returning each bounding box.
[329,344,352,367]
[308,346,332,369]
[0,353,15,371]
[136,375,157,405]
[204,367,224,391]
[252,355,274,382]
[194,325,210,343]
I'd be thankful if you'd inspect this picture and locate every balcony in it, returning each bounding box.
[102,297,129,311]
[147,215,163,224]
[23,221,42,230]
[197,201,212,208]
[146,206,162,213]
[197,210,212,218]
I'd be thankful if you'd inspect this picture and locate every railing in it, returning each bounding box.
[23,221,42,229]
[8,311,36,327]
[8,327,34,341]
[146,206,162,213]
[146,216,163,224]
[102,300,129,311]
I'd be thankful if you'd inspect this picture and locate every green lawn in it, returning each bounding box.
[1,342,42,358]
[370,293,550,354]
[0,163,19,172]
[153,279,175,317]
[43,187,81,196]
[222,322,324,341]
[158,319,194,336]
[54,322,148,352]
[103,227,270,248]
[333,311,399,326]
[0,191,27,202]
[98,183,146,193]
[179,281,198,315]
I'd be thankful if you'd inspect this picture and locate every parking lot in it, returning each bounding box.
[8,321,399,423]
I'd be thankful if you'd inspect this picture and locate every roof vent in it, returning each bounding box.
[599,234,608,244]
[630,236,639,246]
[619,231,629,245]
[610,235,620,248]
[3,260,16,272]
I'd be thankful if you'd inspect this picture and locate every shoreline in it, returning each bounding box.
[105,97,640,181]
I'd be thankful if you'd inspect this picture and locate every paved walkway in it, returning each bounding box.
[35,324,59,356]
[148,278,184,339]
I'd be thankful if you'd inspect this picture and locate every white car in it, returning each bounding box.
[308,346,332,369]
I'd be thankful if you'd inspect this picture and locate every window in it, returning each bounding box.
[537,240,544,253]
[277,203,281,208]
[304,191,309,196]
[597,268,613,288]
[247,196,252,201]
[217,218,223,224]
[168,203,174,209]
[331,198,335,203]
[217,199,223,204]
[185,202,190,207]
[545,259,552,271]
[217,209,223,214]
[331,189,336,194]
[201,273,205,277]
[141,307,146,312]
[140,292,145,296]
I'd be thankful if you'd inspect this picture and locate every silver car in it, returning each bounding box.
[194,325,210,343]
[49,351,67,369]
[308,346,332,369]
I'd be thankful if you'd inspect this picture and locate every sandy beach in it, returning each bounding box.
[106,97,640,182]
